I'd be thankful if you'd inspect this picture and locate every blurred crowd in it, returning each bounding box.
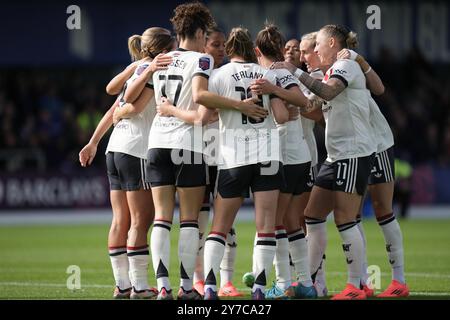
[1,47,449,174]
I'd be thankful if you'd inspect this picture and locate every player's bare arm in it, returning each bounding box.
[113,87,154,125]
[123,54,173,103]
[156,97,213,126]
[337,49,385,95]
[272,61,346,101]
[106,61,139,95]
[79,98,119,167]
[192,74,268,121]
[251,79,309,109]
[270,97,289,124]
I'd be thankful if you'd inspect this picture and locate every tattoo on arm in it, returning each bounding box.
[298,73,346,101]
[300,94,324,113]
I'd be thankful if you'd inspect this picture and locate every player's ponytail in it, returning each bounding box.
[346,31,359,50]
[256,23,285,62]
[320,24,358,50]
[128,35,142,61]
[225,27,257,63]
[132,27,175,61]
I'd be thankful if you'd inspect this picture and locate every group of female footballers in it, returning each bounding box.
[79,2,409,300]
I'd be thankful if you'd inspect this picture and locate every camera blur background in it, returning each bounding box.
[0,0,449,299]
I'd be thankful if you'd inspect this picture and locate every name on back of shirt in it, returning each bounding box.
[231,70,264,82]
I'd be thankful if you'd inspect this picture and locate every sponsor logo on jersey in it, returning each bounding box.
[278,74,295,85]
[334,68,347,76]
[342,244,351,252]
[346,258,353,264]
[199,57,211,71]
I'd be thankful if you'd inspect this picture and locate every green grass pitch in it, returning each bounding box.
[0,218,449,299]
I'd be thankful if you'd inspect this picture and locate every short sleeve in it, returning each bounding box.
[276,69,300,90]
[192,54,215,80]
[327,59,358,87]
[263,70,280,100]
[208,69,221,95]
[134,63,153,89]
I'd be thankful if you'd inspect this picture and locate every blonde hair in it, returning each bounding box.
[320,24,358,50]
[127,27,175,61]
[225,27,257,63]
[301,32,318,49]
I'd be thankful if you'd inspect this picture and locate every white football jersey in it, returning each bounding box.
[106,61,156,159]
[208,62,281,169]
[148,49,214,153]
[321,59,376,162]
[299,69,324,166]
[368,94,394,153]
[273,69,311,165]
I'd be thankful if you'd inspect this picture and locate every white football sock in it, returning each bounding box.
[252,233,276,293]
[338,222,364,288]
[274,226,291,290]
[194,207,209,284]
[151,219,172,291]
[109,246,131,290]
[127,245,150,291]
[179,220,199,291]
[288,228,313,287]
[306,218,327,283]
[204,232,226,293]
[220,227,237,288]
[378,214,405,283]
[356,216,369,286]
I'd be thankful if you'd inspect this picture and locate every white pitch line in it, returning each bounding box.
[0,282,449,297]
[326,271,450,279]
[0,282,111,288]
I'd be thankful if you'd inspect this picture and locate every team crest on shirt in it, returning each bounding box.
[199,57,211,71]
[136,64,149,76]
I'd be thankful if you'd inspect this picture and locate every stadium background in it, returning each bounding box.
[0,0,449,299]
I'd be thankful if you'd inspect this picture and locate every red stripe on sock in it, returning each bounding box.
[209,231,226,238]
[126,245,149,250]
[258,233,275,238]
[275,225,285,230]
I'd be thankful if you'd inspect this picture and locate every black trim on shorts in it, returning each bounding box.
[314,154,375,196]
[368,146,395,185]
